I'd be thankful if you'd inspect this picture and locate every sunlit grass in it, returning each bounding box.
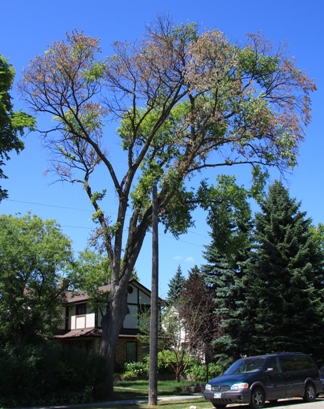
[85,379,211,408]
[114,378,203,396]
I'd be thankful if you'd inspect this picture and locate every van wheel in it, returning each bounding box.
[250,387,265,409]
[304,382,316,402]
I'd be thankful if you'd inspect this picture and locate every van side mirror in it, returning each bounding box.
[266,368,274,373]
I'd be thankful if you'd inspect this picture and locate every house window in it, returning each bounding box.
[126,341,137,362]
[76,303,87,315]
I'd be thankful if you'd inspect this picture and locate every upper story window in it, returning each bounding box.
[76,303,87,315]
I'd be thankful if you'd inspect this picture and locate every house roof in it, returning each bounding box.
[63,279,161,304]
[55,328,102,339]
[54,328,139,340]
[64,284,110,303]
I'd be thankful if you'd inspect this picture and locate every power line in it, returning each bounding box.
[6,199,210,248]
[8,199,91,212]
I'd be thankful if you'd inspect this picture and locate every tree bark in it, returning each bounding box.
[100,283,128,397]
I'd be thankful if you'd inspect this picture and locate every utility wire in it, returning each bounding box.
[7,199,210,248]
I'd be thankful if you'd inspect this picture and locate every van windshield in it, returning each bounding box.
[225,358,266,374]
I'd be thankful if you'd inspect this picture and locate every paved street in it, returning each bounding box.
[19,395,324,408]
[222,397,324,409]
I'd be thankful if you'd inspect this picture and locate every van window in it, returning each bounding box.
[280,355,316,371]
[225,357,266,374]
[265,357,280,372]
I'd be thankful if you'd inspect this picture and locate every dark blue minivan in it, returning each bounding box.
[203,353,323,409]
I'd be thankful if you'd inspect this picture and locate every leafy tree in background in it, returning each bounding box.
[166,265,186,305]
[158,306,191,383]
[18,17,316,393]
[246,181,324,357]
[70,248,112,316]
[200,176,254,364]
[310,222,324,255]
[179,266,221,379]
[0,213,74,346]
[0,54,35,201]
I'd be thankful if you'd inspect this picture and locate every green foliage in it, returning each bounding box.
[120,103,198,236]
[250,165,269,203]
[186,358,223,382]
[91,189,107,203]
[198,174,253,259]
[238,46,280,89]
[71,248,111,313]
[201,176,254,361]
[202,179,324,362]
[122,361,148,379]
[0,342,107,407]
[159,182,196,237]
[158,349,189,377]
[166,265,186,304]
[83,61,106,82]
[309,222,324,254]
[0,54,36,200]
[0,212,74,346]
[245,181,324,357]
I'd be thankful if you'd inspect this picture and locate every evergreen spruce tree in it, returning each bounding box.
[200,176,254,364]
[166,265,186,305]
[202,246,253,364]
[247,181,324,357]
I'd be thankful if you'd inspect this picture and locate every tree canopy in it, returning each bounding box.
[0,212,74,346]
[0,54,35,201]
[18,17,316,393]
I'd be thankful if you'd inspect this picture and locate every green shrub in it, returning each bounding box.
[157,349,186,375]
[122,361,148,378]
[185,358,224,382]
[0,341,107,407]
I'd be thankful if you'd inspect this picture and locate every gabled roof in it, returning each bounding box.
[64,284,110,303]
[63,279,157,304]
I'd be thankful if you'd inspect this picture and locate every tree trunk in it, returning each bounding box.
[100,283,128,397]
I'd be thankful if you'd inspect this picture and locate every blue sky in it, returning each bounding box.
[1,0,324,297]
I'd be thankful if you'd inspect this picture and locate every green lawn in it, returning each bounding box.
[88,379,213,409]
[114,379,203,398]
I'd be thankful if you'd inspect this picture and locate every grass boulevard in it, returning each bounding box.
[84,379,212,409]
[65,379,324,409]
